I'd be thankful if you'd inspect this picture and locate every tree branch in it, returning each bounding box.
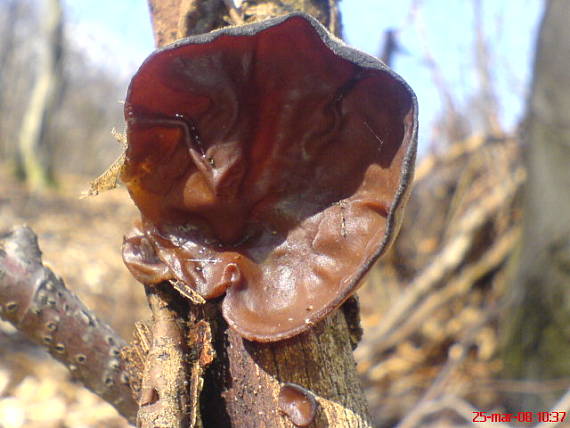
[136,284,192,428]
[0,225,137,423]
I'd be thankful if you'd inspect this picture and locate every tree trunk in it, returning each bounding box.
[0,0,20,146]
[200,304,370,427]
[17,0,64,190]
[501,0,570,412]
[138,1,372,427]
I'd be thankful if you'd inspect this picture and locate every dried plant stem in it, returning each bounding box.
[413,134,513,184]
[222,0,244,25]
[0,225,137,423]
[359,169,523,361]
[363,226,519,359]
[395,301,502,428]
[137,284,191,428]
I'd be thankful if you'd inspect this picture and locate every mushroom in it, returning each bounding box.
[278,383,318,427]
[121,13,418,342]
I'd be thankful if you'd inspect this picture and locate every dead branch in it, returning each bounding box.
[222,0,244,25]
[363,226,519,360]
[0,225,137,423]
[393,386,570,428]
[413,134,514,183]
[410,0,468,143]
[137,284,191,428]
[411,394,513,428]
[129,285,214,428]
[203,309,372,427]
[395,300,502,428]
[474,378,570,395]
[473,0,502,134]
[148,0,227,45]
[358,168,523,363]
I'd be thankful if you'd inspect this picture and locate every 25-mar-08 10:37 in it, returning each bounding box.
[472,411,566,423]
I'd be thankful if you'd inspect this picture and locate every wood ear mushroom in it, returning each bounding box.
[121,13,418,342]
[278,383,319,427]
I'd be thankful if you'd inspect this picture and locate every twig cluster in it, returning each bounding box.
[357,131,570,427]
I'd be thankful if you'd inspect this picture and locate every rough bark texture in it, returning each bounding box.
[0,226,137,423]
[240,0,341,37]
[202,309,371,427]
[137,286,192,428]
[137,1,371,427]
[501,0,570,412]
[147,0,341,45]
[147,0,228,45]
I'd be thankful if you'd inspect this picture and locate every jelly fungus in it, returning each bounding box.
[121,13,417,341]
[278,383,318,427]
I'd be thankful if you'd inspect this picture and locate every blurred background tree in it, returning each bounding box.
[501,0,570,413]
[16,0,63,190]
[0,0,125,187]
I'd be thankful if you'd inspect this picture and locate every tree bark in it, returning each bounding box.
[202,309,370,427]
[501,0,570,412]
[137,285,194,428]
[0,226,137,423]
[137,1,371,426]
[17,0,64,190]
[147,0,341,45]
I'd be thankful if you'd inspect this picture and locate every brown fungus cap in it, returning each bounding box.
[121,13,418,342]
[278,383,318,427]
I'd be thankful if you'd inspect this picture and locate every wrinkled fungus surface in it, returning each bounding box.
[122,13,418,341]
[278,383,318,427]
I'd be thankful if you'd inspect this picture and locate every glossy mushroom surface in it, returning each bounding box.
[122,13,417,341]
[278,383,318,427]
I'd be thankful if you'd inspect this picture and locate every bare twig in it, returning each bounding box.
[0,225,137,423]
[395,300,503,428]
[358,169,523,361]
[474,378,570,394]
[473,0,502,134]
[395,387,570,428]
[222,0,243,25]
[414,395,513,428]
[364,226,519,358]
[414,134,515,188]
[410,0,467,142]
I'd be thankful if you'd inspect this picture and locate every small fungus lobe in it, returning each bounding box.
[122,13,417,341]
[278,383,318,427]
